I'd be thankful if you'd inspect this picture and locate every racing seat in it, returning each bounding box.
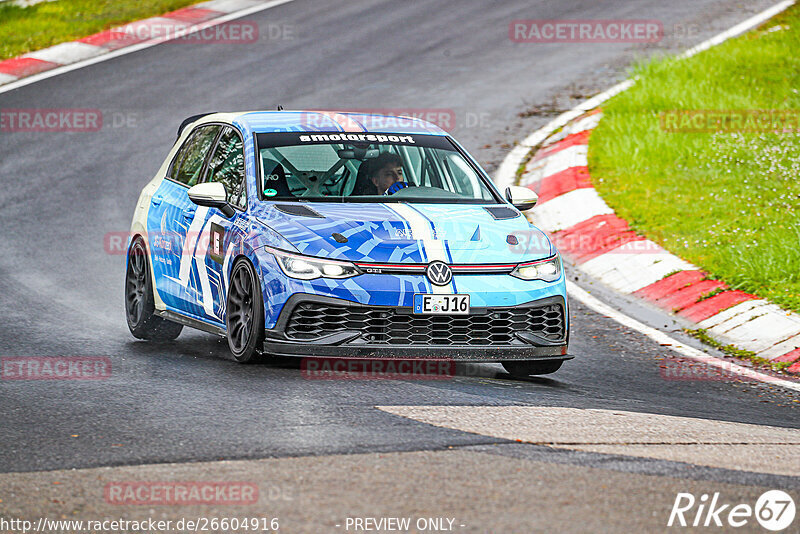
[261,158,293,198]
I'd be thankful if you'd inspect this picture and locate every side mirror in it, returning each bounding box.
[505,186,538,211]
[188,182,235,217]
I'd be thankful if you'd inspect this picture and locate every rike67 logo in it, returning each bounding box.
[668,490,795,530]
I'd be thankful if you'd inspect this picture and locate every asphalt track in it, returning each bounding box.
[0,0,798,528]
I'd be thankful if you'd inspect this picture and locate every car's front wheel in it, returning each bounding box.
[502,360,563,376]
[125,237,183,340]
[226,258,265,363]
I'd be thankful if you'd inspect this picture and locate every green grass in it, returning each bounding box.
[0,0,201,60]
[589,5,800,316]
[695,287,725,303]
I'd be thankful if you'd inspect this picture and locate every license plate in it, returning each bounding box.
[413,294,470,315]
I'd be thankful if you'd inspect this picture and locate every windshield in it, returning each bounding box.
[255,132,500,203]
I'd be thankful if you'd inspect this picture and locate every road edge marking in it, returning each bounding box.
[494,0,800,389]
[0,0,297,95]
[566,281,800,392]
[494,0,796,192]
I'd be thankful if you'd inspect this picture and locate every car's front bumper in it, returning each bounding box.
[263,294,571,362]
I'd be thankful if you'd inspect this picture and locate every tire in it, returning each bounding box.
[502,360,563,377]
[226,258,265,363]
[125,237,183,340]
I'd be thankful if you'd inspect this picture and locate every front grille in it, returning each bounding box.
[284,302,565,345]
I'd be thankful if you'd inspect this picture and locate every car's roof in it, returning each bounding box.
[195,110,448,136]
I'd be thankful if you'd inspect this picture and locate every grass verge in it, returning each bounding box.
[589,5,800,316]
[0,0,201,61]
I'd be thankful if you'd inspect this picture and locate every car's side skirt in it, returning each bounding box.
[155,309,226,337]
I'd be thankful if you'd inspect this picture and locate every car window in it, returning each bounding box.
[255,132,500,203]
[170,125,221,186]
[397,145,422,184]
[442,152,483,198]
[260,144,358,198]
[205,127,247,209]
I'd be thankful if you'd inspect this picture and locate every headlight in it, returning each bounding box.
[510,254,561,282]
[266,247,361,280]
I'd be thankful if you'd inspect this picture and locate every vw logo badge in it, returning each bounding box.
[426,261,452,286]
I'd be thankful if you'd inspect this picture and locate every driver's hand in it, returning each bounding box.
[385,182,411,195]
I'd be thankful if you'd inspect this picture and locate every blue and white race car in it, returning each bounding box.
[125,111,570,375]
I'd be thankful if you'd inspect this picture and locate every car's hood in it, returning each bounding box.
[250,202,553,264]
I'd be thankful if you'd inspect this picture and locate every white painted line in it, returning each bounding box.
[567,281,800,392]
[112,17,191,34]
[522,80,634,150]
[530,188,613,232]
[0,0,298,95]
[562,111,604,135]
[195,0,262,11]
[491,0,799,378]
[5,0,55,6]
[578,248,696,294]
[24,41,105,64]
[681,0,796,59]
[492,0,795,191]
[494,80,633,190]
[494,81,633,195]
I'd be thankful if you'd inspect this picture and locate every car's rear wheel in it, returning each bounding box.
[502,360,563,376]
[125,237,183,340]
[226,258,265,363]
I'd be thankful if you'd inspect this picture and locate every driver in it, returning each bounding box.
[367,152,412,195]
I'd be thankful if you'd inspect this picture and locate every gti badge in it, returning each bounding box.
[426,261,452,286]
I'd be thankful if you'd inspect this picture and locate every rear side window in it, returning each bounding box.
[169,125,221,186]
[205,127,247,209]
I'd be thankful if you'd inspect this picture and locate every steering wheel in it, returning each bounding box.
[386,182,411,195]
